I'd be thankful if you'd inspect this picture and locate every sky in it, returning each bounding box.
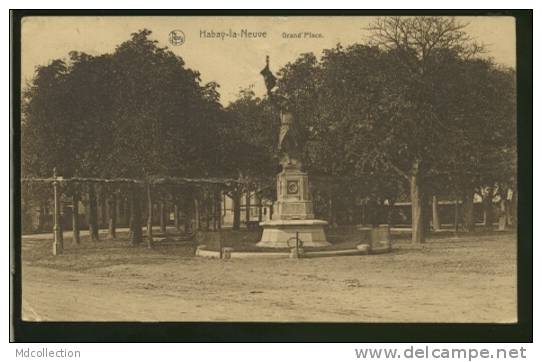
[21,16,516,105]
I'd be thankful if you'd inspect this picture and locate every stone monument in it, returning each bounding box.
[257,56,330,248]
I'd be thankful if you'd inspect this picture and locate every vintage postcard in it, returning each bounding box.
[17,14,520,327]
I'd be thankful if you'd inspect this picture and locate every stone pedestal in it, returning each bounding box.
[357,225,391,253]
[257,163,330,248]
[258,219,329,247]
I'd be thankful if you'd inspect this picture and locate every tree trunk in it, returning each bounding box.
[130,187,143,245]
[88,185,99,241]
[258,196,263,223]
[174,203,180,231]
[232,190,241,230]
[115,194,122,228]
[216,190,222,230]
[245,191,251,226]
[122,196,128,227]
[108,193,117,239]
[146,184,153,246]
[72,191,80,244]
[463,189,475,232]
[52,177,63,254]
[432,195,441,231]
[159,199,166,234]
[205,191,210,231]
[100,188,107,228]
[211,190,218,231]
[360,200,366,226]
[410,162,424,243]
[194,196,201,231]
[181,192,190,233]
[126,196,131,228]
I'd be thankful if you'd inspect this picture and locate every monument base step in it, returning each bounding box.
[257,219,330,248]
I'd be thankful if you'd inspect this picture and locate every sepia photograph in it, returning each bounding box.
[11,10,531,341]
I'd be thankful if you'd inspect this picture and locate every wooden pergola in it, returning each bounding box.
[22,168,247,255]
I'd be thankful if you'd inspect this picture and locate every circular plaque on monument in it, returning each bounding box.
[287,181,299,194]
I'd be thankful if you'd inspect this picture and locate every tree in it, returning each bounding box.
[271,17,515,242]
[223,88,278,229]
[360,17,486,242]
[273,45,407,225]
[434,60,516,231]
[22,29,228,238]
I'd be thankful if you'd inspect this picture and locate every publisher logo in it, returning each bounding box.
[168,30,185,46]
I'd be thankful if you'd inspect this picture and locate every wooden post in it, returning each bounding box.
[432,195,441,231]
[218,231,223,259]
[72,190,80,244]
[130,185,143,245]
[257,193,263,222]
[463,189,475,232]
[52,168,63,255]
[245,191,251,226]
[123,196,130,227]
[88,184,99,241]
[158,194,166,234]
[216,189,222,230]
[194,195,200,231]
[116,193,122,228]
[173,190,180,231]
[108,192,117,239]
[183,193,192,233]
[454,197,460,233]
[361,199,366,226]
[410,166,424,243]
[100,187,107,228]
[147,183,154,247]
[174,203,180,231]
[211,190,217,231]
[129,190,134,237]
[232,190,241,230]
[205,190,210,231]
[159,198,166,234]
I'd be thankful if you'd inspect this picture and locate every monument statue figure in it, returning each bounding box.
[260,56,301,168]
[278,109,303,167]
[257,55,330,248]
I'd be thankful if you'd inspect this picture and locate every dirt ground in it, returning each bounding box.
[20,230,517,322]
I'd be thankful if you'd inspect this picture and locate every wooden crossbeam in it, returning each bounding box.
[21,176,245,186]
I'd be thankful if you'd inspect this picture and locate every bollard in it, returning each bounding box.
[289,232,304,259]
[289,246,304,259]
[370,225,391,253]
[52,168,63,255]
[222,247,233,260]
